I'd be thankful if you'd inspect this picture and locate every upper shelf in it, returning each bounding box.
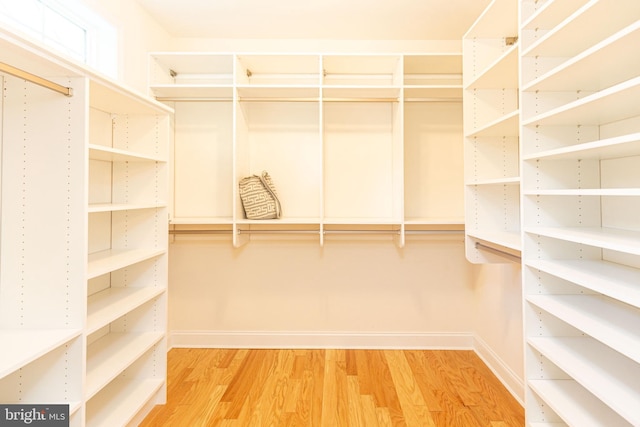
[464,0,518,39]
[465,44,518,90]
[522,21,640,92]
[521,0,640,57]
[522,76,640,126]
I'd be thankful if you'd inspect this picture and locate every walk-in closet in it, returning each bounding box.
[0,0,638,425]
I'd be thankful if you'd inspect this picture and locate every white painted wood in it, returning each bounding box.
[520,0,640,425]
[529,336,640,425]
[87,287,165,334]
[463,0,520,264]
[528,379,631,427]
[86,378,164,427]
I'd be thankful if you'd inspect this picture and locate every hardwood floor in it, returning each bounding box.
[140,348,524,426]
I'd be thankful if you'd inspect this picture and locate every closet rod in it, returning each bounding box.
[0,62,73,97]
[404,97,461,103]
[169,229,463,235]
[156,97,400,103]
[475,242,521,263]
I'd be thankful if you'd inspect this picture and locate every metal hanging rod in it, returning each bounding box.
[475,242,521,263]
[169,229,463,235]
[0,62,73,97]
[157,96,456,103]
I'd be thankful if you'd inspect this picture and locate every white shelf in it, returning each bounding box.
[522,76,640,126]
[322,86,401,99]
[467,177,520,186]
[87,287,165,334]
[0,329,81,379]
[88,203,167,213]
[523,132,640,161]
[170,217,233,225]
[523,21,640,91]
[529,336,640,425]
[467,230,521,251]
[465,0,519,38]
[527,294,640,363]
[86,378,164,427]
[521,0,640,58]
[237,85,319,99]
[89,144,165,163]
[528,379,630,427]
[86,332,164,399]
[525,258,640,309]
[466,109,519,137]
[521,0,588,31]
[525,226,640,256]
[236,218,321,225]
[87,248,165,279]
[465,44,519,90]
[150,84,233,99]
[523,188,640,196]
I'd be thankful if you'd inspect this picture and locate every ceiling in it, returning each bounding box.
[134,0,491,40]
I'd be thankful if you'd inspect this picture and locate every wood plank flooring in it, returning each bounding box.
[140,348,524,426]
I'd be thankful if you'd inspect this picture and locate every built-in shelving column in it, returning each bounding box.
[403,54,464,238]
[0,70,87,426]
[463,0,520,264]
[233,54,322,246]
[85,80,171,427]
[520,0,640,425]
[321,54,404,245]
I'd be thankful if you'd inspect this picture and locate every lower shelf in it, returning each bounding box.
[0,329,81,380]
[86,331,164,399]
[528,336,640,425]
[86,378,164,427]
[528,380,631,427]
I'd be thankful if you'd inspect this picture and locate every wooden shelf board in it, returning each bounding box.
[150,84,233,99]
[466,109,519,137]
[87,287,165,335]
[523,21,640,92]
[88,203,167,213]
[88,144,165,163]
[86,332,164,399]
[527,294,640,364]
[466,44,519,90]
[464,0,518,38]
[521,0,588,31]
[523,132,640,161]
[528,378,628,427]
[526,258,640,310]
[529,336,640,425]
[86,377,164,427]
[522,76,640,127]
[170,217,234,225]
[522,0,639,58]
[87,248,165,279]
[467,177,520,186]
[525,226,640,256]
[523,188,640,196]
[0,329,81,380]
[467,230,521,251]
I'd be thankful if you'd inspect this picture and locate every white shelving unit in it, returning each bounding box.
[520,0,640,425]
[0,28,170,427]
[149,52,464,247]
[463,0,521,263]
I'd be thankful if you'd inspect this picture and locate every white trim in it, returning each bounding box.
[473,334,525,405]
[169,330,474,350]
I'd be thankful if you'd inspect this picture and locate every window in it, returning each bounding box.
[0,0,118,78]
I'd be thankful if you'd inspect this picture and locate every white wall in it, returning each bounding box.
[81,0,172,93]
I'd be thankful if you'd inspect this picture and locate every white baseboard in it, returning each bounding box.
[169,330,474,350]
[472,334,525,405]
